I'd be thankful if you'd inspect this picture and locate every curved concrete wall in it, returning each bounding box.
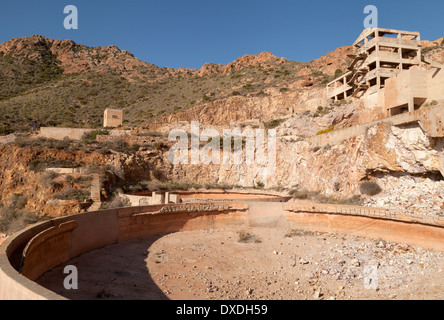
[1,200,444,300]
[0,203,248,300]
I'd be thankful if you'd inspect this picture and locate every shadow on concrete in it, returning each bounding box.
[35,234,169,300]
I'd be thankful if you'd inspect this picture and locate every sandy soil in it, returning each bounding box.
[36,226,444,300]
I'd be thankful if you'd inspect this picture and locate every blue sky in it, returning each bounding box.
[0,0,443,69]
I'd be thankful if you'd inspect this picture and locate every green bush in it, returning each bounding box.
[53,188,90,201]
[159,181,202,191]
[264,119,284,129]
[289,188,363,205]
[334,69,343,78]
[38,171,60,189]
[15,137,73,150]
[99,195,131,209]
[0,194,39,233]
[154,142,169,151]
[82,130,109,142]
[237,231,261,243]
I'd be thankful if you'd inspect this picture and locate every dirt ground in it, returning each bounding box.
[36,226,444,300]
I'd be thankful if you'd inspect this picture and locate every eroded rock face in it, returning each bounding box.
[0,35,191,82]
[160,121,443,213]
[0,119,442,222]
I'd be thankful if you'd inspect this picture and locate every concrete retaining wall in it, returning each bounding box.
[1,200,444,300]
[284,203,444,252]
[39,127,94,141]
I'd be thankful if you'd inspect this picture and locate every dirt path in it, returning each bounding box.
[36,227,444,300]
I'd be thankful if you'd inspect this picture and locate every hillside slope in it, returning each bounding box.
[0,35,354,133]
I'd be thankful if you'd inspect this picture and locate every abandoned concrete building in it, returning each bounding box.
[327,28,444,117]
[103,108,123,128]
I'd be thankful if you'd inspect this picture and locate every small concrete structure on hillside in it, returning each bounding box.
[327,28,444,116]
[103,109,123,128]
[124,192,182,207]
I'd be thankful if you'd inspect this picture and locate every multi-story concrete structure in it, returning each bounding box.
[327,28,444,117]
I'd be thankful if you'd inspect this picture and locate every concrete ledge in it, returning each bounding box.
[308,104,444,147]
[284,203,444,228]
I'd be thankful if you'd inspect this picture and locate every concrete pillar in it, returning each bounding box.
[90,174,101,203]
[440,154,444,178]
[165,192,170,204]
[408,99,414,112]
[170,194,181,204]
[151,192,164,205]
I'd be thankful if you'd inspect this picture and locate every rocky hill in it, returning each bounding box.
[0,34,358,133]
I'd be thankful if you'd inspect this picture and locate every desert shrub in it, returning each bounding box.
[289,188,363,205]
[334,182,341,192]
[285,229,317,238]
[54,188,90,201]
[334,69,343,78]
[256,182,265,189]
[289,189,310,200]
[103,164,124,179]
[15,137,73,150]
[82,129,109,142]
[159,181,202,191]
[359,181,382,196]
[237,231,261,243]
[264,119,284,129]
[243,84,253,90]
[154,142,169,151]
[103,139,131,154]
[99,195,131,209]
[0,194,39,233]
[8,194,27,210]
[38,171,60,189]
[204,183,235,190]
[66,175,92,188]
[422,46,437,54]
[136,131,164,137]
[152,168,164,181]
